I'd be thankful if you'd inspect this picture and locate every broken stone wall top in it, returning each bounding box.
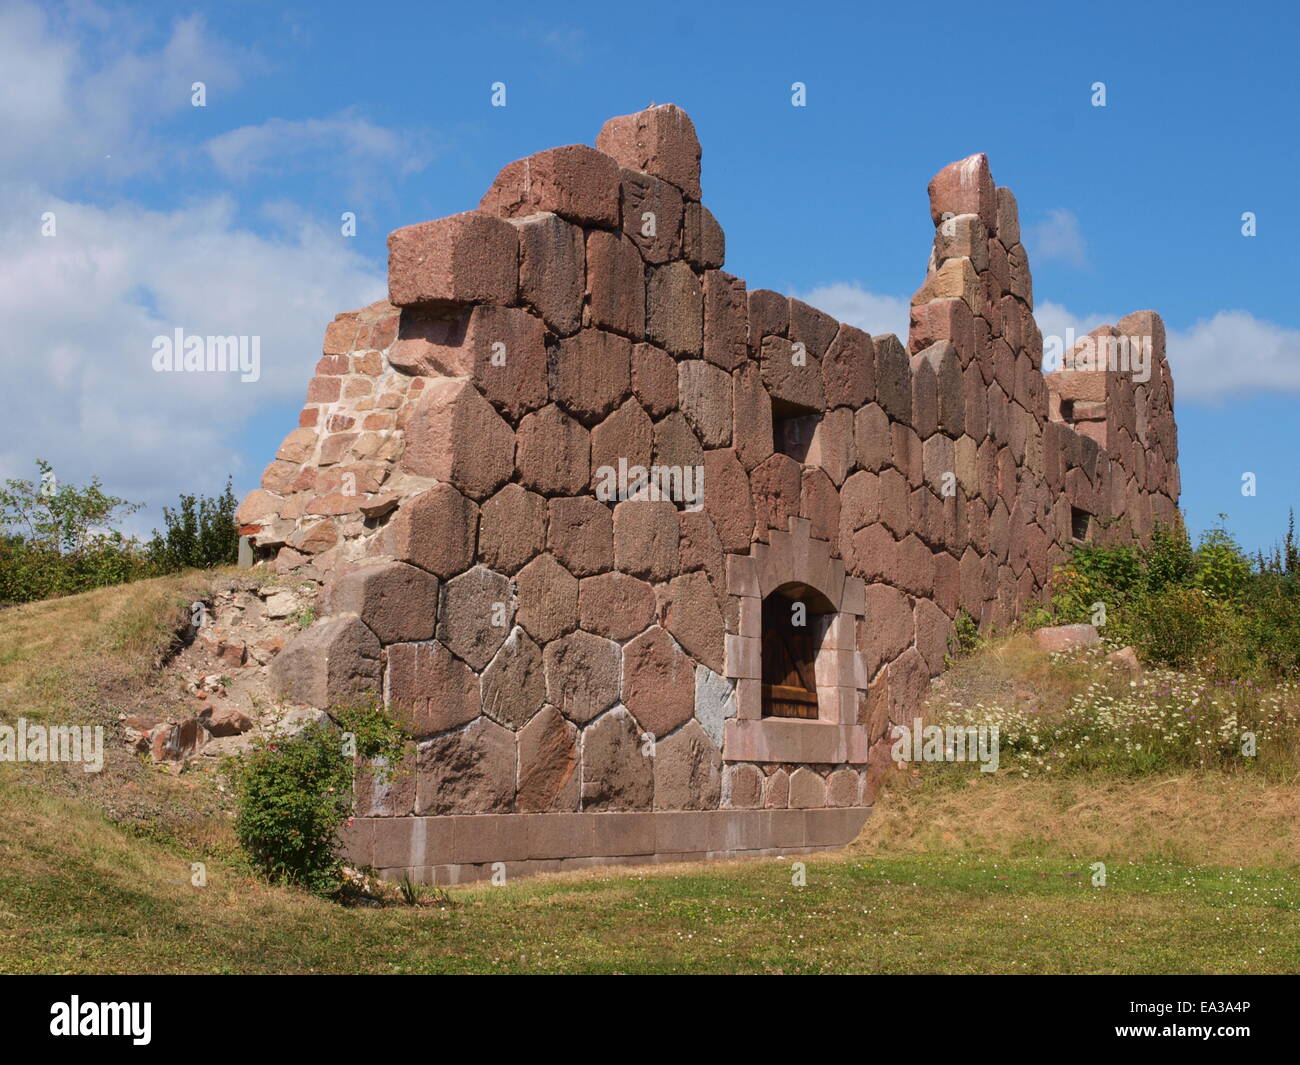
[234,102,1179,828]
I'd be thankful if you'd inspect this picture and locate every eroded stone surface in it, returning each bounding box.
[543,630,622,725]
[580,706,654,811]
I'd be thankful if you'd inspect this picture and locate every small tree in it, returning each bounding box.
[0,460,147,602]
[147,477,239,571]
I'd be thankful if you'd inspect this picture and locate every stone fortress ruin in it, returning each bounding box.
[234,104,1180,883]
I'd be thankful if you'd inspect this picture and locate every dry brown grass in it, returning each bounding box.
[0,570,255,839]
[855,772,1300,868]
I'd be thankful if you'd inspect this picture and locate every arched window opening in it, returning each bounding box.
[760,583,834,720]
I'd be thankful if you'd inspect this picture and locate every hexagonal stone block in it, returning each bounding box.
[654,719,722,810]
[724,763,764,809]
[732,362,774,471]
[578,572,656,640]
[750,453,801,535]
[547,496,613,576]
[386,640,480,737]
[517,706,579,812]
[586,229,646,337]
[516,404,590,497]
[789,767,827,809]
[647,261,702,357]
[827,768,861,807]
[807,406,855,487]
[702,270,747,370]
[873,334,912,425]
[383,483,477,579]
[613,499,680,581]
[515,553,578,644]
[580,705,654,812]
[679,509,725,591]
[326,561,438,645]
[622,626,695,737]
[631,341,678,418]
[512,211,584,336]
[401,378,514,501]
[760,335,825,413]
[616,169,686,263]
[801,466,840,544]
[480,626,547,730]
[678,360,732,448]
[415,716,516,815]
[822,323,874,409]
[543,630,621,725]
[438,564,515,671]
[854,402,890,472]
[684,203,725,270]
[652,410,704,473]
[763,768,790,809]
[591,398,653,479]
[550,328,632,424]
[478,483,546,575]
[859,582,914,680]
[658,570,724,674]
[269,615,381,709]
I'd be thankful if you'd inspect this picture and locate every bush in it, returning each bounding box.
[230,706,407,897]
[0,461,240,604]
[0,460,150,603]
[1045,513,1300,680]
[145,478,239,571]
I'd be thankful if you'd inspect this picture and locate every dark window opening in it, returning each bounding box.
[760,583,834,720]
[773,402,821,463]
[1071,506,1092,541]
[1059,399,1075,423]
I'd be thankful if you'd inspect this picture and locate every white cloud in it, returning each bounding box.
[0,2,246,183]
[0,1,422,537]
[0,186,385,529]
[1033,298,1116,352]
[1028,208,1089,268]
[1166,311,1300,403]
[1034,299,1300,402]
[794,282,911,343]
[205,110,433,201]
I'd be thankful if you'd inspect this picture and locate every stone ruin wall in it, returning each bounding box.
[234,104,1180,883]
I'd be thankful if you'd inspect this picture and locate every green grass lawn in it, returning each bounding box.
[3,775,1298,974]
[3,574,1299,975]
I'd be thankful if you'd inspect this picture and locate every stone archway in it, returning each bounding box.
[722,516,870,764]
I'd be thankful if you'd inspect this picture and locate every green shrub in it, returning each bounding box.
[949,610,983,660]
[0,461,241,604]
[145,478,239,571]
[0,460,151,603]
[1043,513,1300,680]
[230,705,407,897]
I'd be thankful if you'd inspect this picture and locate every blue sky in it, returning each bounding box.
[3,0,1298,555]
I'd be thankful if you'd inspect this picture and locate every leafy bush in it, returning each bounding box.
[0,461,239,604]
[230,706,407,897]
[1045,513,1300,680]
[145,478,239,571]
[0,460,151,603]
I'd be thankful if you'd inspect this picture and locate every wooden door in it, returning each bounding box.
[760,595,819,719]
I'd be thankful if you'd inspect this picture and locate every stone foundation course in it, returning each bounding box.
[236,103,1180,881]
